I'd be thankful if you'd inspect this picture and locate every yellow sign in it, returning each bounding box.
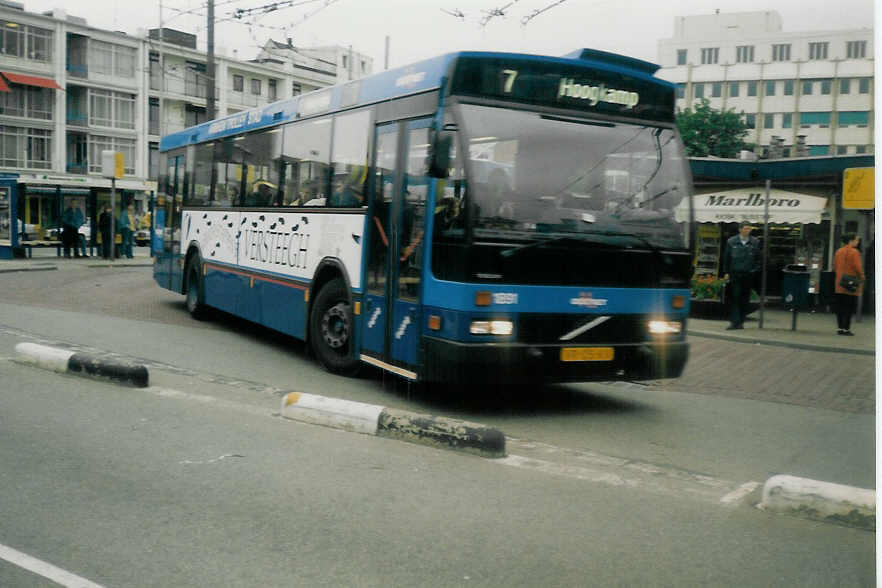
[114,152,124,179]
[843,168,874,210]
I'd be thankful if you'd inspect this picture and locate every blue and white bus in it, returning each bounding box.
[154,48,694,384]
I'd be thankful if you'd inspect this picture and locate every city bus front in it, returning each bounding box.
[420,54,693,384]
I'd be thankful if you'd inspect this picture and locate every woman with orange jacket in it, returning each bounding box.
[833,233,865,335]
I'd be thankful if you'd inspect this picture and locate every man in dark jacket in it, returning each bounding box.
[722,221,762,330]
[98,204,113,259]
[61,200,85,258]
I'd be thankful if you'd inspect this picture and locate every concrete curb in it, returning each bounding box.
[281,392,506,458]
[15,342,149,388]
[688,329,875,356]
[0,266,58,274]
[759,474,875,530]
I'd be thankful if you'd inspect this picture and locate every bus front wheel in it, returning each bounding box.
[310,278,360,376]
[185,257,209,320]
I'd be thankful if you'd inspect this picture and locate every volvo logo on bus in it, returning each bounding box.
[570,292,607,308]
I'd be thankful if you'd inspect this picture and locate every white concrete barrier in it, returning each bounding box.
[760,474,875,530]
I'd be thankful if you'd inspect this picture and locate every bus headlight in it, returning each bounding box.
[648,320,682,335]
[470,320,514,335]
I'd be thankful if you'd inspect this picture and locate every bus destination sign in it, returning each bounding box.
[450,56,673,123]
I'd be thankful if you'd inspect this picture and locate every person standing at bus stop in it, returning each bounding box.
[833,234,865,336]
[61,200,84,258]
[98,204,113,259]
[119,203,135,259]
[722,222,761,330]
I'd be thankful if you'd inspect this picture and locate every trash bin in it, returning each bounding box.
[781,264,810,308]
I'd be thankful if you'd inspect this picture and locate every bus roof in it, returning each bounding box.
[160,49,671,152]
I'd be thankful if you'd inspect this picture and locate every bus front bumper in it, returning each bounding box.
[422,337,688,384]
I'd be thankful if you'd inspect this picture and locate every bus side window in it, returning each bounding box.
[214,138,243,207]
[329,109,371,208]
[189,142,213,206]
[399,127,429,301]
[241,128,282,207]
[280,117,331,207]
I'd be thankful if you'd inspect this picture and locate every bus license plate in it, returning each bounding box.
[560,347,614,362]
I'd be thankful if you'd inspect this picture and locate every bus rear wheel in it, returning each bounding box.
[185,257,209,320]
[310,278,360,376]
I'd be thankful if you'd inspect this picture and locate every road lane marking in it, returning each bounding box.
[0,542,105,588]
[720,481,762,505]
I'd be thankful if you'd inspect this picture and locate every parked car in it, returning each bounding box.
[46,224,90,248]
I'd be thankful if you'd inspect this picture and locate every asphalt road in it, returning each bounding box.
[0,265,875,586]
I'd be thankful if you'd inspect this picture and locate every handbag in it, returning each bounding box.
[839,274,860,293]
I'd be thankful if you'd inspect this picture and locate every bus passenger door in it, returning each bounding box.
[156,152,185,291]
[362,120,431,376]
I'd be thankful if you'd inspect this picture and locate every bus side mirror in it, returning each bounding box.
[427,134,452,179]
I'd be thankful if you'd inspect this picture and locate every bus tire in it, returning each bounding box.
[310,278,360,376]
[185,256,209,320]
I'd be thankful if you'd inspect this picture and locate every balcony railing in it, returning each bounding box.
[66,63,88,79]
[227,91,269,108]
[66,112,88,128]
[66,162,87,174]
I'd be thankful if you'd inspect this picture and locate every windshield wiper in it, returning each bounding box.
[499,235,584,258]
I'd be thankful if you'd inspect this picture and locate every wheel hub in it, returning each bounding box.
[321,303,349,349]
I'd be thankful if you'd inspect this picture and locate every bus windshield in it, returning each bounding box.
[457,103,690,250]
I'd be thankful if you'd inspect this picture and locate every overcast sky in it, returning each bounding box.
[22,0,877,69]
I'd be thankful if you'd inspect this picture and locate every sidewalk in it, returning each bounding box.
[689,307,875,356]
[0,244,154,273]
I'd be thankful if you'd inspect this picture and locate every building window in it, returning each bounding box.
[700,47,719,64]
[747,81,757,97]
[712,82,722,98]
[0,23,52,63]
[291,82,302,96]
[148,142,159,180]
[185,105,206,128]
[268,79,277,101]
[808,145,829,156]
[736,45,754,63]
[782,113,792,128]
[781,147,791,158]
[88,40,135,78]
[251,79,261,95]
[836,145,848,155]
[800,112,831,127]
[859,78,870,93]
[802,81,813,95]
[693,83,704,99]
[820,79,832,95]
[676,49,687,65]
[149,97,159,135]
[88,135,135,175]
[784,80,794,96]
[846,40,867,59]
[342,54,348,69]
[233,74,244,92]
[729,82,739,97]
[0,85,53,120]
[840,79,851,94]
[675,83,685,99]
[744,113,756,128]
[838,111,869,127]
[856,145,867,154]
[772,44,791,62]
[765,81,775,96]
[0,125,51,169]
[808,42,829,60]
[88,89,135,130]
[764,114,775,129]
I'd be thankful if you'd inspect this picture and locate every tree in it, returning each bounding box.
[675,98,751,158]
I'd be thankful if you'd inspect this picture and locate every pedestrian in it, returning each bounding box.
[722,221,762,330]
[61,200,85,258]
[119,203,135,259]
[833,233,865,336]
[98,204,113,259]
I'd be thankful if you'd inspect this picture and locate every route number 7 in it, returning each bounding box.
[503,69,518,93]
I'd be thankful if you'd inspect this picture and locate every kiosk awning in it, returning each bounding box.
[675,188,829,224]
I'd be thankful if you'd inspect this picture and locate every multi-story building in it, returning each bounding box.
[657,10,874,158]
[254,39,373,95]
[0,0,365,256]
